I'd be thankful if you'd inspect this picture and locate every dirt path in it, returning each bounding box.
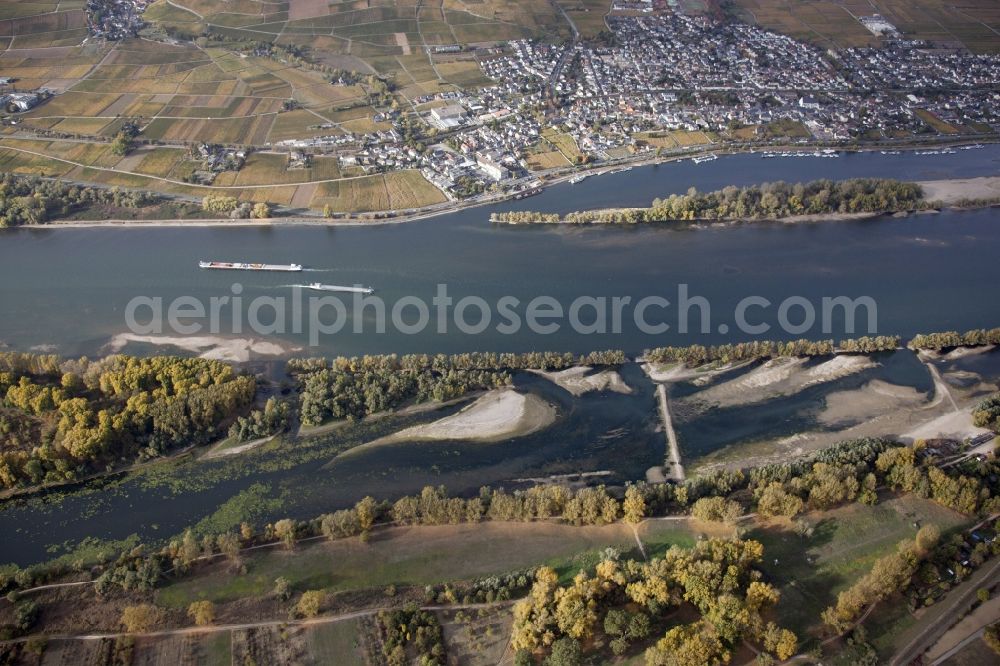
[5,601,514,644]
[656,384,685,481]
[925,594,1000,664]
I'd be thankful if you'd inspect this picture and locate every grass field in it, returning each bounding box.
[914,108,961,135]
[541,128,583,162]
[305,620,367,666]
[749,493,971,638]
[156,519,700,608]
[526,147,571,170]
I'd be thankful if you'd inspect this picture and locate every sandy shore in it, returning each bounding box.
[682,354,876,410]
[819,380,926,427]
[106,333,299,362]
[690,349,998,475]
[340,389,557,456]
[640,360,751,384]
[919,176,1000,204]
[529,366,632,396]
[202,434,276,460]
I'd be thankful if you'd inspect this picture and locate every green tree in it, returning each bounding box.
[274,576,291,601]
[356,496,378,533]
[623,484,647,524]
[296,590,324,618]
[252,202,272,219]
[120,604,162,633]
[187,600,215,626]
[545,637,582,666]
[274,518,297,549]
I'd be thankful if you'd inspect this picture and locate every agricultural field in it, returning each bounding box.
[0,139,439,211]
[540,127,584,163]
[0,1,88,50]
[557,0,613,39]
[732,0,1000,53]
[749,493,970,638]
[310,169,447,213]
[147,0,571,59]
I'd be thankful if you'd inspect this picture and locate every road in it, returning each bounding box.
[890,556,1000,665]
[926,594,1000,664]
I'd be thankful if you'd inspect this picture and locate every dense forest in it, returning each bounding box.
[511,538,798,664]
[290,350,625,425]
[0,174,161,227]
[491,178,926,224]
[0,353,255,489]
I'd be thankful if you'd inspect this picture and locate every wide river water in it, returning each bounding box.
[1,146,1000,357]
[1,146,999,566]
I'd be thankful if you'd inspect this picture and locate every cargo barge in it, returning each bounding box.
[199,261,303,272]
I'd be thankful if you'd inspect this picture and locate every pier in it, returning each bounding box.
[656,384,686,482]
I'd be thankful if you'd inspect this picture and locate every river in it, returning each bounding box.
[0,146,999,566]
[1,146,999,357]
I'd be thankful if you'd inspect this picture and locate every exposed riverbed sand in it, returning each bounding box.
[530,366,632,396]
[683,354,877,409]
[343,389,557,455]
[819,380,927,427]
[921,344,999,361]
[106,333,299,362]
[640,360,751,384]
[691,354,998,476]
[919,176,1000,204]
[202,434,276,460]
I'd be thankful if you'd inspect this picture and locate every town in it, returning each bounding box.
[2,0,999,208]
[253,8,1000,204]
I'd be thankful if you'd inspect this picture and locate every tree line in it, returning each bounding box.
[644,336,900,367]
[0,354,256,489]
[0,173,160,227]
[291,350,625,425]
[908,327,1000,351]
[492,179,926,224]
[643,328,1000,368]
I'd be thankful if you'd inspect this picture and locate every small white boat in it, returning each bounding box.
[304,282,375,294]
